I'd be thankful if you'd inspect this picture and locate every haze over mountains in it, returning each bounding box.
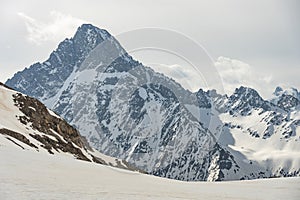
[5,24,300,181]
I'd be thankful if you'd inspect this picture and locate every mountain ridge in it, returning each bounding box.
[5,24,300,181]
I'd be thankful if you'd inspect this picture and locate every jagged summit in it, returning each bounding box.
[76,23,110,36]
[72,23,111,56]
[232,86,262,98]
[271,86,300,111]
[274,86,284,96]
[195,88,212,108]
[277,94,300,111]
[5,24,117,103]
[226,86,271,115]
[230,86,266,106]
[273,86,299,100]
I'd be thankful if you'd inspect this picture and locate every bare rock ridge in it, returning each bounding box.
[13,92,91,161]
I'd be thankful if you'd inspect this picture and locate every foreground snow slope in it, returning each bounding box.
[1,136,299,200]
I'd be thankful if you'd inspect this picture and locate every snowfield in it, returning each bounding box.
[1,135,299,200]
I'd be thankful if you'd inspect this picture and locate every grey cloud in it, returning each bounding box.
[0,0,298,95]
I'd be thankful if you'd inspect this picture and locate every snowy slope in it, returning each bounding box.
[0,83,136,170]
[1,136,300,200]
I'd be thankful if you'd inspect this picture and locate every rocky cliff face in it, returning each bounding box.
[6,24,300,181]
[271,87,300,112]
[12,92,91,161]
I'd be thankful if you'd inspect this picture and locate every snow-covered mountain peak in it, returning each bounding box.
[273,86,299,99]
[271,86,300,111]
[5,24,122,105]
[226,86,271,116]
[5,24,300,181]
[232,86,262,99]
[75,23,111,40]
[195,88,212,108]
[274,86,284,96]
[72,24,112,62]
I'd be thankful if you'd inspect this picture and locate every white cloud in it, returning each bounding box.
[148,57,275,98]
[215,56,273,98]
[18,11,87,45]
[148,63,207,92]
[147,57,275,98]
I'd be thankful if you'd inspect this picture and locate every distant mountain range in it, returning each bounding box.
[5,24,300,181]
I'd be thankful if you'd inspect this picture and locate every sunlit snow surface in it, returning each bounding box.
[1,136,299,200]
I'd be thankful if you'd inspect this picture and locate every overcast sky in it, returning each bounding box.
[1,0,299,98]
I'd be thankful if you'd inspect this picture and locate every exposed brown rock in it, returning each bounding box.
[12,92,92,161]
[91,155,106,165]
[0,128,38,149]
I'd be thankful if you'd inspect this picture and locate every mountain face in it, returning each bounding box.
[0,82,137,171]
[6,24,300,181]
[212,86,300,179]
[271,87,300,111]
[6,24,111,103]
